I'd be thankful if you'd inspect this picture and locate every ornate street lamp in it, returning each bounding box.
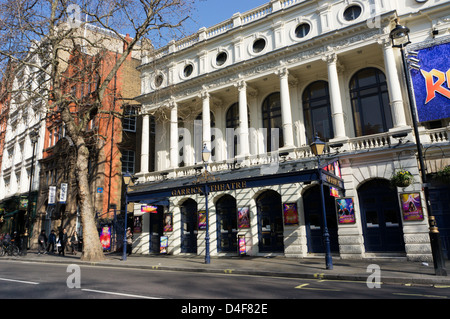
[122,171,137,261]
[390,21,447,276]
[310,134,333,270]
[23,130,38,256]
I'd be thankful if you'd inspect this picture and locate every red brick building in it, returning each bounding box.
[33,32,142,249]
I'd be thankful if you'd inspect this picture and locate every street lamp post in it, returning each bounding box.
[122,171,136,261]
[24,130,38,256]
[390,21,447,276]
[202,144,211,264]
[310,134,333,270]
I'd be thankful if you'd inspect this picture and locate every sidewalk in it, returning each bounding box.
[4,250,450,286]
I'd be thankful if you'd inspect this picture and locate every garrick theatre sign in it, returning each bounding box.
[127,160,344,204]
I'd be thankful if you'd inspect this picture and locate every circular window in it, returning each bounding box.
[216,52,227,66]
[252,38,266,54]
[183,64,193,77]
[295,23,311,38]
[343,5,362,21]
[154,74,164,88]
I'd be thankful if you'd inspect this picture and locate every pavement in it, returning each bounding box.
[3,250,450,286]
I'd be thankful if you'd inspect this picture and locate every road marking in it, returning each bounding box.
[224,269,233,274]
[0,277,39,285]
[81,288,162,299]
[295,283,341,291]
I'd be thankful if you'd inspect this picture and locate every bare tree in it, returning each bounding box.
[0,0,195,261]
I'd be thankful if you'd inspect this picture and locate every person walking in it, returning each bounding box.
[37,230,47,255]
[126,227,133,256]
[58,228,68,256]
[47,230,56,254]
[70,231,79,255]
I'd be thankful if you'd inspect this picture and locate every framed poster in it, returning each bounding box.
[336,197,356,224]
[198,210,207,230]
[399,193,424,221]
[133,216,142,233]
[238,207,250,229]
[283,203,299,225]
[160,236,168,254]
[164,213,173,232]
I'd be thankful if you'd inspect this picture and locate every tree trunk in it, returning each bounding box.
[76,139,105,261]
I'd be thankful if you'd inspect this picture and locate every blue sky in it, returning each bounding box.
[187,0,269,31]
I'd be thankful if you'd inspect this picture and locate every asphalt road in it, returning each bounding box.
[1,259,449,315]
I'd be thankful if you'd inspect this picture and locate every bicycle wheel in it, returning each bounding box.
[0,245,4,256]
[10,245,20,257]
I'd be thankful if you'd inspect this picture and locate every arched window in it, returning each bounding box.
[226,103,250,158]
[302,81,333,143]
[195,112,216,160]
[350,68,392,136]
[262,92,283,152]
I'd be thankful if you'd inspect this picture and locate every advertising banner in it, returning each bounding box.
[409,41,450,122]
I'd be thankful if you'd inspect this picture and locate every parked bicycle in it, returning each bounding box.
[0,241,20,257]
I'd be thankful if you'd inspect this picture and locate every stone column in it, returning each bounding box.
[277,67,295,148]
[201,91,211,154]
[169,102,178,168]
[379,37,408,129]
[140,113,149,173]
[237,80,250,157]
[324,53,347,140]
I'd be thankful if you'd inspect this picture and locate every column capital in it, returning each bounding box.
[199,90,210,100]
[377,34,392,49]
[322,51,338,64]
[235,79,247,91]
[276,66,289,78]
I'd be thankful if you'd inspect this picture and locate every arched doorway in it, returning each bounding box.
[180,199,198,253]
[358,179,405,252]
[256,190,284,253]
[303,185,339,253]
[216,195,238,253]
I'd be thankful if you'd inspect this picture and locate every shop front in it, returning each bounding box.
[127,160,345,258]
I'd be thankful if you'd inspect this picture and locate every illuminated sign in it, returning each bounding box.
[410,42,450,122]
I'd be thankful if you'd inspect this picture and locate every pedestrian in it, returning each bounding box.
[37,230,47,255]
[126,227,133,256]
[70,231,78,255]
[58,228,68,256]
[47,230,56,254]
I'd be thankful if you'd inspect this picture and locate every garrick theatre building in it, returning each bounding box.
[129,0,450,262]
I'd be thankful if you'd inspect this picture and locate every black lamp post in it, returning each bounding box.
[202,144,211,264]
[23,130,38,256]
[390,21,447,276]
[122,171,136,261]
[310,134,333,270]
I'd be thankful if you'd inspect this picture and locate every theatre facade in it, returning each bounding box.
[129,0,450,262]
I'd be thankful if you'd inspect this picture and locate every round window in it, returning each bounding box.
[216,52,227,66]
[154,74,164,88]
[295,23,311,38]
[183,64,193,77]
[343,5,362,21]
[252,38,266,54]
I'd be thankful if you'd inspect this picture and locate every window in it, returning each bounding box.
[252,38,266,53]
[216,52,228,66]
[122,150,135,174]
[350,68,392,136]
[123,107,136,132]
[183,64,193,77]
[262,92,283,152]
[302,81,333,143]
[343,5,362,21]
[154,74,164,88]
[295,23,311,38]
[226,103,249,158]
